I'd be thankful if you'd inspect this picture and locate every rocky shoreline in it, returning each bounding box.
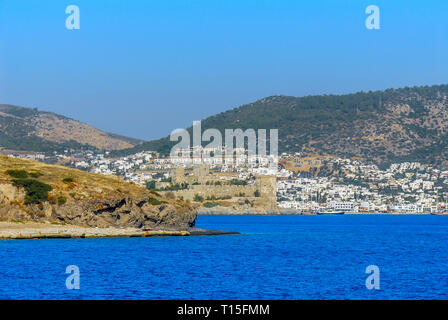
[0,221,239,240]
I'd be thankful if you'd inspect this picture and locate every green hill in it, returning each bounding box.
[112,84,448,167]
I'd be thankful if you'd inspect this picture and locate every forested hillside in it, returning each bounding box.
[113,84,448,167]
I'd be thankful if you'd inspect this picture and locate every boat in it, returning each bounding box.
[317,210,345,215]
[431,212,448,215]
[301,210,317,215]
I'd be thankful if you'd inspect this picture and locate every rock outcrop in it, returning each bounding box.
[0,196,197,230]
[0,156,197,230]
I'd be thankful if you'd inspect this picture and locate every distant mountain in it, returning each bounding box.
[0,104,144,152]
[112,84,448,167]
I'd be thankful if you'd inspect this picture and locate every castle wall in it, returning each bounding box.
[161,174,278,209]
[169,185,259,201]
[169,164,277,209]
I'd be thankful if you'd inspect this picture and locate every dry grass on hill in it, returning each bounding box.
[0,155,148,200]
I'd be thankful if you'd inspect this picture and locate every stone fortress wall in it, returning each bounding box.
[161,164,277,209]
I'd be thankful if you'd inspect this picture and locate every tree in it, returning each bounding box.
[146,180,157,190]
[194,194,204,202]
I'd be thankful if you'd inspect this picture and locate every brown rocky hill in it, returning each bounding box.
[0,155,197,230]
[0,104,144,152]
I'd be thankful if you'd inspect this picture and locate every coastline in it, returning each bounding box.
[2,212,441,240]
[198,207,435,215]
[0,221,239,240]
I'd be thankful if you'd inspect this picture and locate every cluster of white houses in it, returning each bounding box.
[276,157,448,214]
[6,149,448,214]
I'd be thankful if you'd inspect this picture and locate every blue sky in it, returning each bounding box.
[0,0,447,140]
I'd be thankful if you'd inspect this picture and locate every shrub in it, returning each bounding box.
[12,179,53,205]
[230,179,247,186]
[148,197,167,205]
[7,170,28,179]
[254,190,261,197]
[29,171,43,178]
[57,196,67,206]
[204,202,219,208]
[194,194,204,202]
[63,177,74,183]
[146,180,157,190]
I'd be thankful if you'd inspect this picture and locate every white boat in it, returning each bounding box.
[317,210,345,215]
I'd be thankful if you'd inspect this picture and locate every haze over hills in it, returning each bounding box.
[113,84,448,167]
[3,84,448,167]
[0,104,144,153]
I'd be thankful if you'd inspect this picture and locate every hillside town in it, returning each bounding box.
[3,148,448,214]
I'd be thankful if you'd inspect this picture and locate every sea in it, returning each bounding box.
[0,215,447,300]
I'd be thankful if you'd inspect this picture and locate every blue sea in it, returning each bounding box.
[1,215,448,300]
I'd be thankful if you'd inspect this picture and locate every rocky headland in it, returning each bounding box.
[0,155,225,238]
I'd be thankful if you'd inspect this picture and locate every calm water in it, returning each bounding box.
[0,215,448,300]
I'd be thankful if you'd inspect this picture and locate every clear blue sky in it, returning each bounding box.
[0,0,447,140]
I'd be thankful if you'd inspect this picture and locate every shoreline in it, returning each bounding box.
[2,213,444,240]
[198,207,438,215]
[0,221,239,240]
[198,211,434,215]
